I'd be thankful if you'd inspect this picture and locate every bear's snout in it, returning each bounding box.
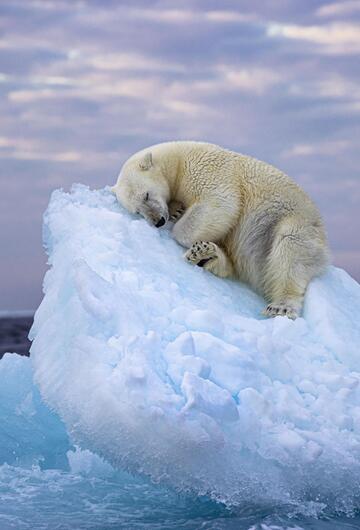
[155,217,166,228]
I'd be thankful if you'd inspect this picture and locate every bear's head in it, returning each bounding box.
[114,151,170,227]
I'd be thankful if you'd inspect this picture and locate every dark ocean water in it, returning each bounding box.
[1,316,360,530]
[0,315,32,359]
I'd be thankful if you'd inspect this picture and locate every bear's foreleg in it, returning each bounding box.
[184,241,234,278]
[172,201,236,248]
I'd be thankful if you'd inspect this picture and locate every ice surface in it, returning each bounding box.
[29,184,360,515]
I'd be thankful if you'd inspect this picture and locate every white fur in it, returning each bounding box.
[113,141,329,318]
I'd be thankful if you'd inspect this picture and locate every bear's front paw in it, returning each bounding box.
[263,303,299,320]
[184,241,218,267]
[168,201,185,222]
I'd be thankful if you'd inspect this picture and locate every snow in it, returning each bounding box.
[28,184,360,514]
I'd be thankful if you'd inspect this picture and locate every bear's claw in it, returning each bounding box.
[185,241,218,266]
[168,201,185,222]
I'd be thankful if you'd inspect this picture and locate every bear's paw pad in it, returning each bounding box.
[185,241,218,267]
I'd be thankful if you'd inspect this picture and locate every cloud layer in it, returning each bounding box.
[1,0,359,309]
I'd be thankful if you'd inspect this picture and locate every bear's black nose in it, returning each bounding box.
[155,217,166,227]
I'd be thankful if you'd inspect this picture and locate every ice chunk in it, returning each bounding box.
[181,372,239,422]
[29,184,360,512]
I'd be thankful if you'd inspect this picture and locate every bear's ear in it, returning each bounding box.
[139,152,153,171]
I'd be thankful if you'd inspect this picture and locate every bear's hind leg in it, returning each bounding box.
[185,241,234,278]
[262,216,328,319]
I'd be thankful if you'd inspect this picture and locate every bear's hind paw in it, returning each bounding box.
[263,303,299,320]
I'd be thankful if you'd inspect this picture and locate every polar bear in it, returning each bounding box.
[113,141,329,319]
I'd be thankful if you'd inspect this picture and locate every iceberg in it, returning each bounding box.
[29,184,360,515]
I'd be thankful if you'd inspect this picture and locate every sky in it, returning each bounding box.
[0,0,359,311]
